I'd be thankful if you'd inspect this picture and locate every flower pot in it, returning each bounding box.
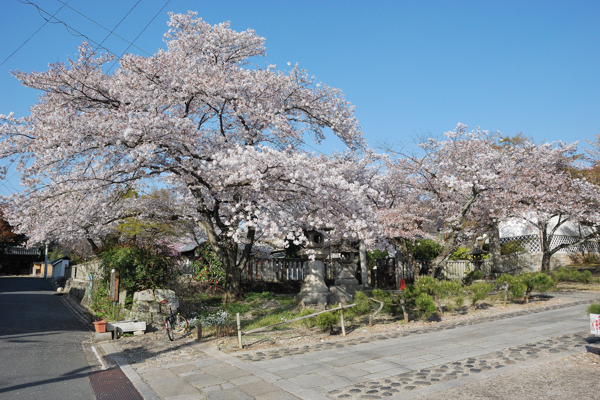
[93,320,107,333]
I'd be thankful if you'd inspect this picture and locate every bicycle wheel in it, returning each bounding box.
[165,318,174,341]
[172,314,188,334]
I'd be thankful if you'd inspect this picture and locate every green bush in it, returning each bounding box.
[315,311,340,333]
[587,303,600,314]
[372,288,402,315]
[192,245,225,292]
[98,244,177,292]
[299,307,317,328]
[469,282,494,308]
[496,274,527,302]
[403,277,455,319]
[501,240,524,255]
[414,293,437,319]
[579,270,593,284]
[367,249,390,269]
[346,292,374,321]
[406,239,443,261]
[521,272,555,302]
[440,280,465,309]
[90,280,125,321]
[550,267,593,284]
[462,270,483,285]
[450,247,471,261]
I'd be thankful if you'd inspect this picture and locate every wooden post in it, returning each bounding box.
[195,323,202,342]
[236,313,243,349]
[339,303,346,337]
[401,298,409,324]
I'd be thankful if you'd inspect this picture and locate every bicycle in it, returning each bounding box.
[160,299,188,341]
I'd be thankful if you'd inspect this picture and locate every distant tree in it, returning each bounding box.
[382,125,525,277]
[380,125,600,274]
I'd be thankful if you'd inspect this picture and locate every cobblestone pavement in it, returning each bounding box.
[97,292,599,399]
[327,333,600,399]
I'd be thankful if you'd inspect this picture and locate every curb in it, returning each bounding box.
[100,342,162,400]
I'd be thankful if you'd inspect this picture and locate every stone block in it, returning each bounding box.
[154,289,176,303]
[149,303,160,313]
[134,301,150,312]
[107,320,146,334]
[134,289,155,302]
[93,332,113,342]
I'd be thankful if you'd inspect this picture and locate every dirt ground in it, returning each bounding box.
[213,289,598,355]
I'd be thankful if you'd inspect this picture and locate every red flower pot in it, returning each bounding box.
[93,320,107,333]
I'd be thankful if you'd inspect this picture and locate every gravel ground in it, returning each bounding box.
[422,352,600,400]
[218,292,593,354]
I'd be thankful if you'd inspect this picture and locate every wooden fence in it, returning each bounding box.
[444,260,492,279]
[245,258,306,281]
[237,256,497,286]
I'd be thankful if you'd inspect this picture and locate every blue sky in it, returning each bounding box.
[1,0,599,193]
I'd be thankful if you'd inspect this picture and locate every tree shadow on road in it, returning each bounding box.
[0,365,92,396]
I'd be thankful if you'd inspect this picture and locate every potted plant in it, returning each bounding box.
[93,311,107,333]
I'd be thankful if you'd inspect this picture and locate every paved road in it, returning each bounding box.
[102,292,600,399]
[0,277,95,400]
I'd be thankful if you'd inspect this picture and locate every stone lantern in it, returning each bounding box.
[298,230,331,305]
[329,243,360,304]
[468,245,488,272]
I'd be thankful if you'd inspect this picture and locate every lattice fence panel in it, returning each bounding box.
[500,235,541,252]
[501,234,600,254]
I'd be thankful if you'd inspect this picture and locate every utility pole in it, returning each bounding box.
[43,242,48,279]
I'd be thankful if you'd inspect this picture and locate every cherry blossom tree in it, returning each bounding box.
[0,12,377,301]
[382,126,600,275]
[381,125,535,276]
[509,141,600,271]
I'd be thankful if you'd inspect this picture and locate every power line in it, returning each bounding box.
[0,0,71,67]
[17,0,123,60]
[92,0,143,52]
[53,0,151,56]
[106,0,171,73]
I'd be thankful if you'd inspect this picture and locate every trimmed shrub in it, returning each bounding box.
[469,282,494,308]
[414,293,437,319]
[496,274,527,303]
[315,311,340,334]
[463,270,483,286]
[346,292,374,321]
[520,272,555,303]
[587,303,600,314]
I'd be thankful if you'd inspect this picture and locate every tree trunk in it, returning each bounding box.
[221,244,244,303]
[489,222,502,273]
[359,240,370,288]
[429,234,458,277]
[540,252,552,272]
[539,222,552,272]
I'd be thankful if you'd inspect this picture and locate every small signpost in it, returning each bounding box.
[109,269,119,302]
[590,314,600,335]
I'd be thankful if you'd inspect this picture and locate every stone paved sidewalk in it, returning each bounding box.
[99,292,600,399]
